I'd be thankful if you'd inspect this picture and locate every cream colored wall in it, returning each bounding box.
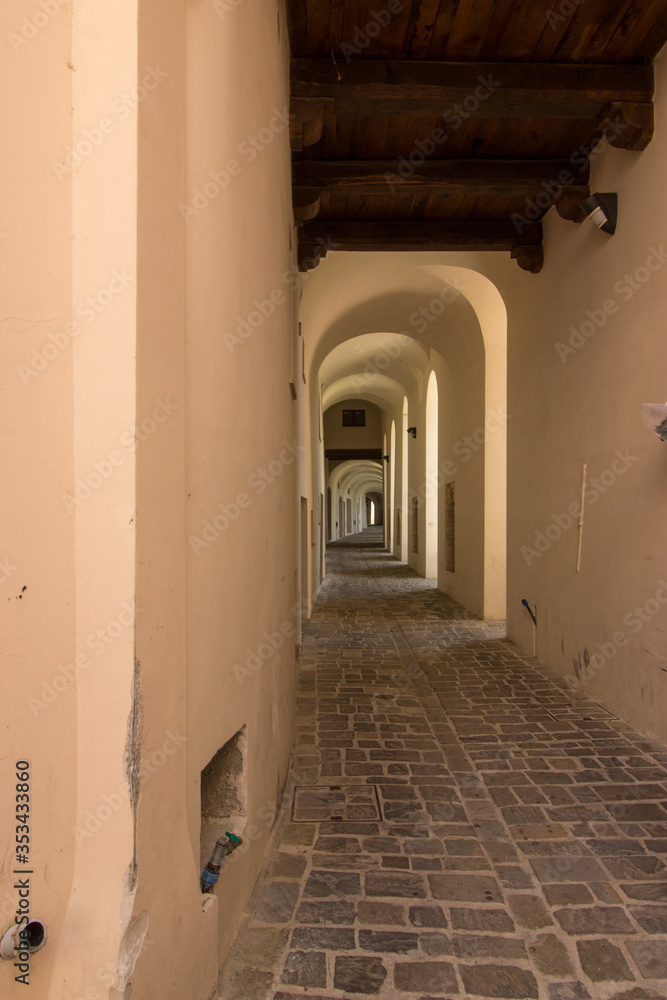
[132,1,297,997]
[504,49,667,743]
[1,1,141,996]
[1,1,296,998]
[301,259,504,619]
[323,399,383,450]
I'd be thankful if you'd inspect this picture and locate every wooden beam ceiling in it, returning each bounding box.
[293,158,590,196]
[287,1,664,274]
[298,221,545,273]
[291,59,654,121]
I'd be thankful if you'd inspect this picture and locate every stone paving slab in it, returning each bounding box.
[218,529,667,1000]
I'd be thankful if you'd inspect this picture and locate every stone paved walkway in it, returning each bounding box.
[218,528,667,1000]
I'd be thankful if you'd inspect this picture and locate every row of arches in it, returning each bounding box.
[300,253,509,622]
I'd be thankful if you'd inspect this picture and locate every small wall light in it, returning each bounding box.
[407,427,417,438]
[581,192,618,235]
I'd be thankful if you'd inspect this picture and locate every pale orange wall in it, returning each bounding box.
[1,2,76,996]
[1,1,296,998]
[324,399,383,449]
[505,49,667,742]
[131,0,297,997]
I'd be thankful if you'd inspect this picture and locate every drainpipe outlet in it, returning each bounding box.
[1,920,46,961]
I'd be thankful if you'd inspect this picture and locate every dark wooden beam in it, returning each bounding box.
[554,186,589,224]
[293,188,321,225]
[511,245,544,274]
[292,158,590,196]
[289,98,327,150]
[596,101,655,151]
[290,59,653,120]
[325,449,383,461]
[298,220,543,273]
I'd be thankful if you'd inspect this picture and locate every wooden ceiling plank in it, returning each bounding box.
[476,0,522,60]
[330,0,346,54]
[531,1,581,61]
[496,0,555,62]
[628,5,667,61]
[340,0,364,53]
[332,112,358,158]
[448,114,486,156]
[381,113,412,160]
[355,113,392,160]
[426,0,460,60]
[306,0,333,56]
[610,1,667,62]
[553,0,632,62]
[388,190,421,217]
[445,0,500,60]
[328,188,349,221]
[320,111,338,158]
[287,0,308,56]
[353,0,414,59]
[403,0,444,59]
[290,59,654,119]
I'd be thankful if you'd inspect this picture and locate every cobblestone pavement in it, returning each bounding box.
[219,528,667,1000]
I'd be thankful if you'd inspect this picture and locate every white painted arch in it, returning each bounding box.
[304,252,507,620]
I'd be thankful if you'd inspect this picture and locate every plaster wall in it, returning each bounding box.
[323,399,383,450]
[132,1,297,996]
[504,48,667,743]
[1,1,140,996]
[1,1,297,998]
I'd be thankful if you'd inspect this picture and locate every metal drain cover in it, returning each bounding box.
[292,784,381,822]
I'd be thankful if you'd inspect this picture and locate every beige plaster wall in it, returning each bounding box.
[301,258,500,617]
[2,0,145,993]
[1,1,296,998]
[505,50,667,742]
[131,1,298,997]
[323,399,383,450]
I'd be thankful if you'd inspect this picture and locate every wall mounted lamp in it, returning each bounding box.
[581,192,618,235]
[407,427,417,438]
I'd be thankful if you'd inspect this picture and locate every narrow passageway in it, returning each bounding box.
[220,530,667,1000]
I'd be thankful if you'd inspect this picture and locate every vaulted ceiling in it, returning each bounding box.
[287,0,667,273]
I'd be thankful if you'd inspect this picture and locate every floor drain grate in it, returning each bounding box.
[292,784,381,822]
